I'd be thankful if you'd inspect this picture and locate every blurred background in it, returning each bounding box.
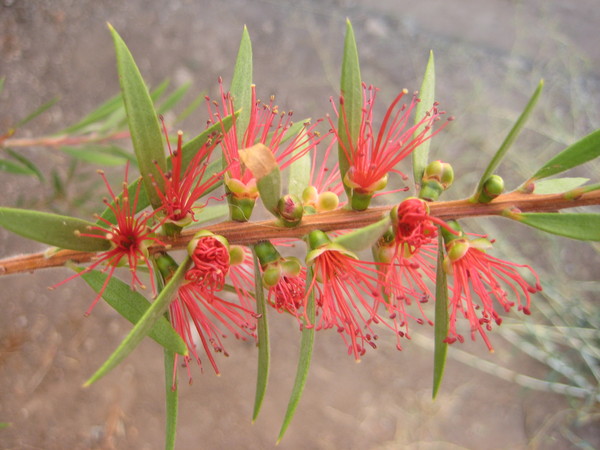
[1,0,599,448]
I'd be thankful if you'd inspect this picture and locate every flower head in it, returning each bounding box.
[206,79,323,219]
[168,232,257,383]
[153,121,224,228]
[331,84,451,209]
[442,221,542,351]
[54,167,166,316]
[305,230,390,360]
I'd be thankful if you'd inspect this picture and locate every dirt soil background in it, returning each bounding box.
[1,1,599,449]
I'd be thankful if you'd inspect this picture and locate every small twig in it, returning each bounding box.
[0,190,599,277]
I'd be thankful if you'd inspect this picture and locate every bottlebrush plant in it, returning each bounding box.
[1,21,599,449]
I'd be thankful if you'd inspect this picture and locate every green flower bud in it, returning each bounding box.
[474,175,505,203]
[277,194,304,227]
[302,186,319,205]
[228,245,245,266]
[316,191,339,211]
[419,160,454,201]
[262,264,282,287]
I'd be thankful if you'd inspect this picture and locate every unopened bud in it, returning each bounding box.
[277,194,304,226]
[316,191,339,211]
[475,175,505,203]
[262,264,283,287]
[419,160,454,201]
[228,245,245,266]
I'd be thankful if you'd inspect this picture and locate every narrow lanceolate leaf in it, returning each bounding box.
[164,348,178,450]
[252,248,270,422]
[156,82,191,115]
[15,97,59,129]
[412,50,436,192]
[60,92,123,135]
[277,267,316,444]
[6,149,45,181]
[525,128,600,183]
[59,145,129,166]
[79,269,186,354]
[230,26,253,144]
[338,19,362,188]
[505,212,600,241]
[240,143,281,215]
[109,24,167,210]
[472,79,544,202]
[0,158,38,177]
[532,177,589,195]
[84,256,191,387]
[433,233,449,399]
[288,129,312,199]
[0,207,110,251]
[333,216,391,252]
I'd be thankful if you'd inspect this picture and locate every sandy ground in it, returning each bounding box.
[1,1,599,449]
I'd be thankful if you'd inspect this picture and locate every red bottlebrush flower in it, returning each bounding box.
[206,79,323,188]
[169,232,257,382]
[269,270,306,316]
[54,167,166,316]
[378,199,448,320]
[306,230,388,360]
[331,84,451,199]
[442,224,542,351]
[153,123,224,227]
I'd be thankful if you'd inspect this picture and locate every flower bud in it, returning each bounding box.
[475,175,505,203]
[277,194,304,227]
[228,245,245,266]
[225,175,259,222]
[316,191,340,212]
[419,160,454,201]
[262,264,282,287]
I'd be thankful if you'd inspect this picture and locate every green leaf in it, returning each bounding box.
[84,256,191,386]
[432,233,449,399]
[505,212,600,241]
[163,348,178,450]
[532,177,589,195]
[79,269,186,354]
[0,158,37,176]
[471,79,544,202]
[15,97,59,128]
[0,207,110,251]
[175,92,206,124]
[412,50,436,192]
[277,267,315,443]
[338,19,362,194]
[60,92,123,135]
[6,149,45,181]
[333,216,391,252]
[252,247,270,421]
[0,77,5,95]
[230,26,253,144]
[288,130,312,199]
[109,24,167,210]
[526,128,600,183]
[59,145,129,166]
[156,82,191,115]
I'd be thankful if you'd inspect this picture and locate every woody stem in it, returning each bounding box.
[1,189,599,276]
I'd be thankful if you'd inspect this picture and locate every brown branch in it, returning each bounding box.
[1,190,599,277]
